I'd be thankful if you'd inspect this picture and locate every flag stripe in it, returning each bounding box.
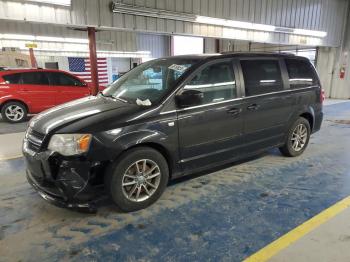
[68,57,109,86]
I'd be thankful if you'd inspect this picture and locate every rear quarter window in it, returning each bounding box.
[2,73,21,84]
[285,59,319,89]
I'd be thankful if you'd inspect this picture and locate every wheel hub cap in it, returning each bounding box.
[291,123,308,152]
[5,105,24,121]
[121,159,161,202]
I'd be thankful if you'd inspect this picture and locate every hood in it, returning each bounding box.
[29,96,136,134]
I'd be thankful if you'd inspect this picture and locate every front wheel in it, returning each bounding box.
[279,117,311,157]
[1,101,28,123]
[105,147,169,212]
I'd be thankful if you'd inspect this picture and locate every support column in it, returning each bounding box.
[28,48,37,68]
[88,27,99,95]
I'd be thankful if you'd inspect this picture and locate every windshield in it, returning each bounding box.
[102,58,200,105]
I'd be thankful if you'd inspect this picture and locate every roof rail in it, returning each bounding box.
[220,51,296,56]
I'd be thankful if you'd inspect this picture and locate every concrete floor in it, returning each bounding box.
[0,100,350,261]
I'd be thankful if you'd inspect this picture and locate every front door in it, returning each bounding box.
[48,72,90,106]
[177,59,245,172]
[16,72,56,113]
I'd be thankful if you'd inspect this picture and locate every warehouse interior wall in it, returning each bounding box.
[317,5,350,99]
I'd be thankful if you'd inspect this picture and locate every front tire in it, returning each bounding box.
[1,101,27,123]
[105,147,169,212]
[279,117,311,157]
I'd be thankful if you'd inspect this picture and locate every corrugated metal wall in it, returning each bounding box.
[137,33,170,58]
[0,0,348,47]
[0,20,170,58]
[0,20,138,52]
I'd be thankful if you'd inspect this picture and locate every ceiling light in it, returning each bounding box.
[111,1,327,38]
[293,29,327,38]
[26,0,71,6]
[0,34,88,44]
[1,34,35,40]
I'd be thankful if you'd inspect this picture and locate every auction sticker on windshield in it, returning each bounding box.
[168,64,188,72]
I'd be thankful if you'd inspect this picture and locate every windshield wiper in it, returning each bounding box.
[114,97,128,103]
[100,92,129,103]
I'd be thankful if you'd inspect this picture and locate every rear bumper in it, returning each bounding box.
[313,111,323,133]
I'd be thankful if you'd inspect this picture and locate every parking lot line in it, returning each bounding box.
[244,195,350,262]
[0,155,23,161]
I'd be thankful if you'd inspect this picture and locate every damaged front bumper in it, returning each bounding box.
[23,141,103,213]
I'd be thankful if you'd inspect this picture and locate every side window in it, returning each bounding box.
[285,59,319,89]
[184,61,236,105]
[21,72,49,85]
[241,60,283,96]
[49,72,85,87]
[3,73,21,84]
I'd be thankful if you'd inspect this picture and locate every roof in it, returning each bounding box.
[160,52,307,62]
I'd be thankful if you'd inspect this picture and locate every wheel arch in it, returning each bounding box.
[126,142,174,179]
[0,99,29,113]
[299,111,314,131]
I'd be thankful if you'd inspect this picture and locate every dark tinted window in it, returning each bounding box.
[285,59,319,89]
[184,61,236,105]
[3,73,21,84]
[241,60,283,96]
[49,72,85,86]
[21,72,49,85]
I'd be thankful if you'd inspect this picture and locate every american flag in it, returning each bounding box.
[68,57,109,86]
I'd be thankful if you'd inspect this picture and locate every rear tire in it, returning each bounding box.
[1,101,28,123]
[279,117,311,157]
[105,147,169,212]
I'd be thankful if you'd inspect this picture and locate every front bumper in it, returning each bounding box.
[23,142,103,213]
[26,170,97,212]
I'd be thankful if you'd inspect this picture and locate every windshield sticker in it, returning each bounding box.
[136,98,152,106]
[168,64,188,72]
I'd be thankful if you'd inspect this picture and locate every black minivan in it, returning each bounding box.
[23,53,323,212]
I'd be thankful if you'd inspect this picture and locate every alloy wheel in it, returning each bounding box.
[291,123,308,152]
[121,159,161,202]
[5,105,24,121]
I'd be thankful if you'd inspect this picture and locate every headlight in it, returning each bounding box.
[48,134,92,156]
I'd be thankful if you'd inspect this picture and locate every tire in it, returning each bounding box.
[279,117,311,157]
[1,101,28,123]
[105,147,169,212]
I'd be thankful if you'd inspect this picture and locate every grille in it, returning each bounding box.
[26,128,45,152]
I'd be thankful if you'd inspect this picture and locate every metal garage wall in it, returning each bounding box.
[0,0,348,47]
[317,6,350,99]
[0,20,138,52]
[137,33,170,58]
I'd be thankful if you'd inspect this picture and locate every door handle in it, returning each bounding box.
[247,103,260,111]
[227,108,241,116]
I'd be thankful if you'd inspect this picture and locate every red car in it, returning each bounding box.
[0,69,97,123]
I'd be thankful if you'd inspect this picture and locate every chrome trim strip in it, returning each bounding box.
[160,86,317,115]
[27,134,43,146]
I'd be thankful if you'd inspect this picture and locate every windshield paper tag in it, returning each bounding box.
[168,64,187,72]
[136,98,152,106]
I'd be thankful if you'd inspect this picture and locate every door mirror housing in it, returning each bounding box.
[176,89,203,108]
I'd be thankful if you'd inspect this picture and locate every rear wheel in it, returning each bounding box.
[105,147,169,212]
[279,117,311,157]
[1,101,27,123]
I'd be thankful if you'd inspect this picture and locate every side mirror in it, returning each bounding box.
[176,89,203,108]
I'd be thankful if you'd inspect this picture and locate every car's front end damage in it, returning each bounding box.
[23,128,106,213]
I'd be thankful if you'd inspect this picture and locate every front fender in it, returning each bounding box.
[90,128,178,164]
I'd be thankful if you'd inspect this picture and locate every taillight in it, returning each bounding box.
[320,89,325,103]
